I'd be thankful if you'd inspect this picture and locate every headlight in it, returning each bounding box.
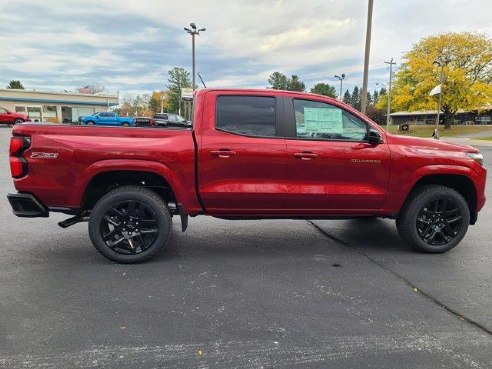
[466,152,484,166]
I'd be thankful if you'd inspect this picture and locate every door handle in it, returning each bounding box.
[209,149,237,158]
[293,152,318,160]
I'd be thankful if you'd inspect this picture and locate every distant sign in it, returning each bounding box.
[181,88,194,100]
[303,108,343,134]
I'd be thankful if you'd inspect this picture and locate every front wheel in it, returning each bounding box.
[88,186,172,263]
[396,185,470,253]
[14,119,24,124]
[122,122,130,127]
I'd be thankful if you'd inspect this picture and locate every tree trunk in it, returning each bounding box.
[443,107,455,129]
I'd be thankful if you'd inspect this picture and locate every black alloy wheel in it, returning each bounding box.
[100,200,159,255]
[396,185,470,253]
[416,198,463,246]
[89,186,171,263]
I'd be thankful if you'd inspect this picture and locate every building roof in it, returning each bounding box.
[0,88,119,107]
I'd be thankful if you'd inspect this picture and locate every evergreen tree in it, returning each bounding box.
[166,67,192,114]
[311,83,337,98]
[342,89,351,105]
[287,75,306,92]
[351,86,361,110]
[6,80,24,89]
[268,71,289,90]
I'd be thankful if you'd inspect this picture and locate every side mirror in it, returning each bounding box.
[368,129,383,145]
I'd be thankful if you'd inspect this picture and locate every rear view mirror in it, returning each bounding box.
[368,129,382,145]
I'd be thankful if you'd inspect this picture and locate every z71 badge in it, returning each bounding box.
[30,152,59,159]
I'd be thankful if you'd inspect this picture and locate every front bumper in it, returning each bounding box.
[7,193,49,217]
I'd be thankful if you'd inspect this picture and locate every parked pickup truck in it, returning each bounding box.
[7,89,487,263]
[79,112,135,127]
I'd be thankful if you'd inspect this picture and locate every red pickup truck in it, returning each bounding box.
[7,89,487,263]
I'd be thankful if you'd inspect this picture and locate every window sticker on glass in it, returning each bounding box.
[303,108,343,134]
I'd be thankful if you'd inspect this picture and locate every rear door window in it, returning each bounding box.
[216,96,276,137]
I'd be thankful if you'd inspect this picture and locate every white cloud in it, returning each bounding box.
[1,0,492,95]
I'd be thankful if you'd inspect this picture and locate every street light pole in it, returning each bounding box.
[361,0,374,114]
[184,23,206,92]
[334,74,346,101]
[433,56,451,139]
[384,58,396,130]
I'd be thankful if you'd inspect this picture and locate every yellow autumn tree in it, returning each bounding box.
[148,90,170,114]
[376,32,492,128]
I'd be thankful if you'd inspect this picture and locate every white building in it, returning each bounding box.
[0,88,119,123]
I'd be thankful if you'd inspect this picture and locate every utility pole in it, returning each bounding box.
[184,23,206,92]
[361,0,374,114]
[360,0,374,114]
[334,74,346,101]
[384,58,396,130]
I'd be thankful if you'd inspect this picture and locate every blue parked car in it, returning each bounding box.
[79,112,135,127]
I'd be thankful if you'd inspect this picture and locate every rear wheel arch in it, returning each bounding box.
[81,170,178,212]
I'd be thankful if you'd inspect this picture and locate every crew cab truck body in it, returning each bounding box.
[79,112,135,127]
[8,89,487,263]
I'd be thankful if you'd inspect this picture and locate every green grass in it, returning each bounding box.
[478,136,492,141]
[384,125,492,138]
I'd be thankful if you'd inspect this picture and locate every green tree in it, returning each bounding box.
[350,86,361,110]
[379,32,492,128]
[342,89,351,105]
[287,75,306,92]
[268,71,289,90]
[372,89,379,105]
[166,67,192,114]
[7,80,24,89]
[311,83,337,98]
[267,72,306,91]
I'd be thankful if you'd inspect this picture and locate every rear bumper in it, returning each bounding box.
[7,193,49,217]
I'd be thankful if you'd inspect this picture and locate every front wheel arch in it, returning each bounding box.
[401,174,477,224]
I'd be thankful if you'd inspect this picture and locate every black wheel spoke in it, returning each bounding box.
[446,215,462,224]
[109,207,125,217]
[109,236,126,249]
[103,227,120,241]
[416,197,463,246]
[137,235,147,251]
[103,215,120,227]
[100,199,160,255]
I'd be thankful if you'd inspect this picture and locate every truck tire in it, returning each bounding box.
[88,186,172,263]
[396,185,470,253]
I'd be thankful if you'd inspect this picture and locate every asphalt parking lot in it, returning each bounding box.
[0,126,491,368]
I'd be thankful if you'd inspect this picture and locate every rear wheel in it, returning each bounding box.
[88,186,171,263]
[86,121,95,125]
[122,122,130,127]
[396,185,470,253]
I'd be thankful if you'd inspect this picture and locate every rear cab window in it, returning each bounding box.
[216,95,277,137]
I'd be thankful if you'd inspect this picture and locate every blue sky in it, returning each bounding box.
[1,0,491,99]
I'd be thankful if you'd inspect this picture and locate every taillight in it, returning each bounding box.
[10,136,30,156]
[10,136,30,178]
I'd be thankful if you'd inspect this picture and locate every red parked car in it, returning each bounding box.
[0,107,29,125]
[7,89,487,263]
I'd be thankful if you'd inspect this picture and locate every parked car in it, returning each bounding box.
[133,116,156,127]
[154,113,190,127]
[79,112,134,127]
[7,88,487,264]
[0,107,29,125]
